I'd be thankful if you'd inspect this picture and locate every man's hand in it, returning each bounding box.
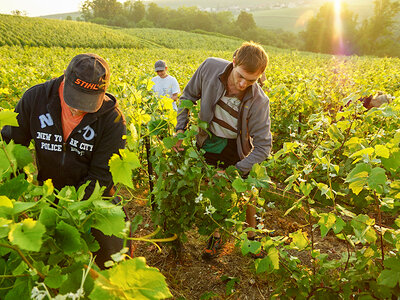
[172,130,185,153]
[172,139,184,153]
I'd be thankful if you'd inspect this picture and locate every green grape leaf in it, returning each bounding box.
[345,163,371,195]
[9,218,46,251]
[382,150,400,172]
[378,257,400,287]
[44,266,67,289]
[148,119,168,136]
[241,239,261,255]
[162,136,178,149]
[0,174,29,201]
[39,207,59,228]
[11,143,33,168]
[89,257,172,299]
[289,230,309,250]
[92,200,125,236]
[0,110,18,127]
[318,213,336,237]
[367,167,387,193]
[255,247,279,274]
[375,145,390,159]
[109,149,140,189]
[180,100,194,109]
[351,214,377,244]
[0,218,11,238]
[55,221,81,255]
[232,178,247,193]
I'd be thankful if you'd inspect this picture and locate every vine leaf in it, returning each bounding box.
[0,110,18,127]
[109,149,140,189]
[8,218,46,251]
[55,221,81,255]
[345,163,371,195]
[89,257,172,299]
[378,257,400,288]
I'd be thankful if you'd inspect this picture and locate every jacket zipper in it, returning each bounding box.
[61,142,67,166]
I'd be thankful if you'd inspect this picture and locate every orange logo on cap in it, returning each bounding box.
[74,78,100,90]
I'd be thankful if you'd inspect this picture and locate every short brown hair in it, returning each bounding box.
[234,41,268,73]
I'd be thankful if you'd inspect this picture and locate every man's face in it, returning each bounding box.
[156,68,167,78]
[231,64,262,92]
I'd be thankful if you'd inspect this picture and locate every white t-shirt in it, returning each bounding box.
[151,75,180,111]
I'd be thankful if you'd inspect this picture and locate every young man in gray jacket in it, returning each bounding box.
[174,41,272,258]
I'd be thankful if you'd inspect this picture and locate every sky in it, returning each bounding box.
[0,0,84,17]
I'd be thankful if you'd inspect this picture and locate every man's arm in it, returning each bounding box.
[80,109,126,197]
[175,60,206,131]
[235,100,272,174]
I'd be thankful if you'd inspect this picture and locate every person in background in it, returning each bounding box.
[1,53,127,269]
[173,41,272,259]
[151,60,181,111]
[359,91,393,110]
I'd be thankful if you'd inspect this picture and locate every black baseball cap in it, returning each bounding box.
[64,53,110,113]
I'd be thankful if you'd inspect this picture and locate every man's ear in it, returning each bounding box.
[232,58,236,67]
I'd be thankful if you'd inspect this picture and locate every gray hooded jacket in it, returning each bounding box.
[176,57,272,174]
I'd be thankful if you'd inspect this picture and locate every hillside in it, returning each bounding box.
[0,14,247,50]
[120,28,243,51]
[0,14,147,48]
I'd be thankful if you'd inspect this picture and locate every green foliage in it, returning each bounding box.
[3,37,400,298]
[89,257,172,299]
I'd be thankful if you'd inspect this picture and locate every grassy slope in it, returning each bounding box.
[0,14,247,51]
[0,14,149,48]
[120,28,243,51]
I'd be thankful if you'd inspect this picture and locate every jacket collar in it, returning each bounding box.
[218,62,256,102]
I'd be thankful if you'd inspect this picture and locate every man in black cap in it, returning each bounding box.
[1,53,126,268]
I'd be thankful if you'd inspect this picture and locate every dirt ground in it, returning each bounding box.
[122,187,349,300]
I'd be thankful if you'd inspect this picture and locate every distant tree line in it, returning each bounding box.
[302,0,400,57]
[80,0,400,57]
[80,0,302,50]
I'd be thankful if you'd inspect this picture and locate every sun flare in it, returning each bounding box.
[333,0,343,54]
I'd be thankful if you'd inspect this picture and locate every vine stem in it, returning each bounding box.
[0,274,29,278]
[0,243,45,279]
[374,191,385,267]
[207,214,241,241]
[306,200,316,280]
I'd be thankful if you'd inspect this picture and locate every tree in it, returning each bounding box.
[124,0,145,24]
[301,2,358,55]
[147,2,165,27]
[81,0,123,21]
[235,11,257,31]
[11,10,27,16]
[358,0,400,56]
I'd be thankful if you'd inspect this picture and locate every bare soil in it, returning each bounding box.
[122,187,349,300]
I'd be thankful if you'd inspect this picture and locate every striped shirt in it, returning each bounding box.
[209,95,240,139]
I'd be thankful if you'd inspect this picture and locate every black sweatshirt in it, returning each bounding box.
[1,76,126,197]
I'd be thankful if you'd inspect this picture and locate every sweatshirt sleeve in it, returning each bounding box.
[235,99,272,174]
[175,60,206,131]
[80,108,126,198]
